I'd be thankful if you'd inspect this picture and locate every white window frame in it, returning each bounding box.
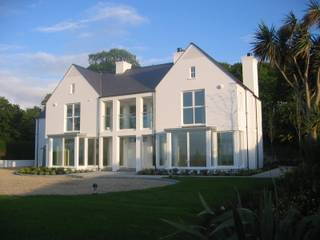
[189,66,196,79]
[70,83,75,94]
[182,89,206,126]
[65,103,80,132]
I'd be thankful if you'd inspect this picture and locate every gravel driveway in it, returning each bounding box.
[0,169,174,196]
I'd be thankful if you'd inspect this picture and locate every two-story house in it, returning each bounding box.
[35,43,263,172]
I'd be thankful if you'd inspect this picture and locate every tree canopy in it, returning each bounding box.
[87,48,140,73]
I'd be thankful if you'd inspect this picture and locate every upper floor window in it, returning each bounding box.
[66,103,80,132]
[70,83,75,94]
[104,101,112,130]
[183,90,205,125]
[190,66,196,79]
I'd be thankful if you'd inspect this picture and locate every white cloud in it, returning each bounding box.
[36,3,147,33]
[0,51,88,107]
[0,70,55,108]
[36,20,84,33]
[0,43,23,52]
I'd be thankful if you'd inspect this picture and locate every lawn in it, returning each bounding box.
[0,177,270,240]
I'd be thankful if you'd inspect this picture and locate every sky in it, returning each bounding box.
[0,0,306,108]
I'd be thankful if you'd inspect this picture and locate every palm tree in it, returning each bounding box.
[251,1,320,146]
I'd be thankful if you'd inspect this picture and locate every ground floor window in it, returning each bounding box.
[142,135,154,168]
[52,138,63,166]
[189,130,206,167]
[88,138,98,165]
[64,138,74,166]
[103,137,112,166]
[171,130,207,167]
[79,138,85,166]
[172,132,188,167]
[158,134,167,166]
[119,136,136,168]
[217,132,234,166]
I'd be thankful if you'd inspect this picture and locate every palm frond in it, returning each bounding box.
[303,0,320,28]
[251,22,279,64]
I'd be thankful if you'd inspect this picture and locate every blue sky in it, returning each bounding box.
[0,0,305,107]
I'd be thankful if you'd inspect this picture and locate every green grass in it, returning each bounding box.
[0,177,270,240]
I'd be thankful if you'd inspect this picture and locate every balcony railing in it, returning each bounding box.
[119,113,136,129]
[143,112,153,128]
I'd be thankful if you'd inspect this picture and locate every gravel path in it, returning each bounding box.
[0,169,174,196]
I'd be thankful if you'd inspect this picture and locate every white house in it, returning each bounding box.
[35,43,263,172]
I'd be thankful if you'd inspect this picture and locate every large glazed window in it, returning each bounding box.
[119,136,136,168]
[183,90,205,125]
[217,132,234,166]
[103,137,112,166]
[158,134,167,166]
[189,130,206,167]
[172,132,188,167]
[66,103,80,132]
[79,138,85,166]
[88,138,97,165]
[64,138,74,166]
[52,138,63,166]
[104,101,112,130]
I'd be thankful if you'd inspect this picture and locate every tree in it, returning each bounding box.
[88,48,140,73]
[251,0,320,145]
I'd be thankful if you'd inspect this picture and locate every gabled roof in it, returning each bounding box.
[188,43,258,97]
[69,42,257,98]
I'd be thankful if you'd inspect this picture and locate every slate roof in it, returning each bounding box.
[73,63,173,97]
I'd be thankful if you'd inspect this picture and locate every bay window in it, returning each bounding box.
[217,132,234,166]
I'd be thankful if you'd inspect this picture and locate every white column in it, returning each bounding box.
[233,131,240,168]
[112,136,119,171]
[212,131,218,167]
[74,136,79,169]
[155,134,159,168]
[62,137,65,167]
[136,135,142,171]
[136,96,143,130]
[84,138,88,167]
[48,138,53,167]
[113,99,119,131]
[206,130,212,168]
[166,132,172,169]
[98,137,103,169]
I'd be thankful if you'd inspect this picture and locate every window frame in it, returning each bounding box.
[65,103,81,132]
[182,90,206,126]
[189,66,196,79]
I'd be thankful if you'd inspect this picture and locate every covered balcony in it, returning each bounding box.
[119,98,136,129]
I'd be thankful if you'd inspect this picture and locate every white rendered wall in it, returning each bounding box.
[46,66,100,137]
[155,44,239,133]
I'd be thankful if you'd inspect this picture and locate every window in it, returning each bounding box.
[189,130,206,167]
[183,90,205,125]
[52,138,63,166]
[104,102,112,130]
[66,103,80,132]
[88,138,98,165]
[79,138,85,166]
[172,132,188,167]
[103,137,112,166]
[64,138,74,166]
[158,134,167,166]
[70,83,75,94]
[190,66,196,79]
[217,132,234,166]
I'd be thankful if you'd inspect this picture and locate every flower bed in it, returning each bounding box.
[16,167,93,175]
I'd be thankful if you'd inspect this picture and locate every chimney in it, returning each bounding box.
[115,61,132,74]
[173,48,185,63]
[241,53,259,97]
